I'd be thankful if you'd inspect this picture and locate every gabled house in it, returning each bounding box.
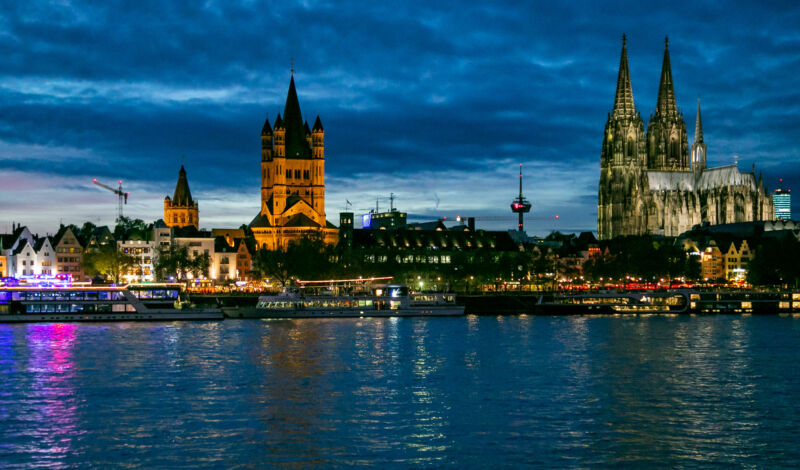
[53,226,85,281]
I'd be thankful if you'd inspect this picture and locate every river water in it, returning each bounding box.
[1,315,799,468]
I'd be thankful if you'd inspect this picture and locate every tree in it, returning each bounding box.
[114,217,151,240]
[251,232,334,286]
[252,248,291,286]
[190,252,210,279]
[80,221,97,241]
[82,244,138,283]
[748,237,800,287]
[154,245,194,281]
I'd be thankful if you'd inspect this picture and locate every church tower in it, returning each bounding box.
[164,165,199,229]
[691,98,707,172]
[250,74,338,250]
[598,35,648,240]
[646,37,690,171]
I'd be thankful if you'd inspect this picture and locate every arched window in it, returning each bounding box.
[669,135,679,164]
[627,137,636,160]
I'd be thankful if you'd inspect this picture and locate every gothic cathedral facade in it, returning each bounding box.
[250,76,338,250]
[598,36,772,240]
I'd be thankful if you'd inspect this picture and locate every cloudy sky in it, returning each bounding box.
[1,1,798,236]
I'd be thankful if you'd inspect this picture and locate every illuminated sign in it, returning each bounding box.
[362,213,372,229]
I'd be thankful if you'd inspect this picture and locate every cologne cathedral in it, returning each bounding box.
[597,36,773,240]
[249,75,338,250]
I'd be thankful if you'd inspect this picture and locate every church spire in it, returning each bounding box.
[172,165,194,206]
[612,34,636,118]
[694,97,704,144]
[283,76,311,158]
[656,36,678,117]
[691,96,707,172]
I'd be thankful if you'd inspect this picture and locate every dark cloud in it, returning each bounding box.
[1,0,799,234]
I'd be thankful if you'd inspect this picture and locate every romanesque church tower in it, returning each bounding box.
[164,165,199,229]
[250,74,338,250]
[597,35,648,239]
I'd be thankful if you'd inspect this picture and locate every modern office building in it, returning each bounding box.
[773,179,791,220]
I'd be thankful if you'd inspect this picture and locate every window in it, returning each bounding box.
[286,169,291,178]
[294,169,301,179]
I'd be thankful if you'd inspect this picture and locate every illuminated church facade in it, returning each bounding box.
[250,76,338,249]
[598,36,772,239]
[164,165,199,229]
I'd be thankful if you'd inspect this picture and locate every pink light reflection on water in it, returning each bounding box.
[23,323,83,462]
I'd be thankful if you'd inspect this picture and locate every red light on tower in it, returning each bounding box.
[510,164,532,232]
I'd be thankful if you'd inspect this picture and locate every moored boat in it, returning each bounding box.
[535,290,690,315]
[242,279,464,319]
[535,289,800,315]
[0,282,223,322]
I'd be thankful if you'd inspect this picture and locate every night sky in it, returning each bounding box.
[1,1,799,236]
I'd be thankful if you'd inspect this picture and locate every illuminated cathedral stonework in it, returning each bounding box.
[598,36,773,240]
[249,76,338,250]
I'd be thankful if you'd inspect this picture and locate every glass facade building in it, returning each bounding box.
[773,189,791,220]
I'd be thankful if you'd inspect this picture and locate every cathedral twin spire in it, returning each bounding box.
[612,34,637,119]
[655,37,679,118]
[610,35,696,171]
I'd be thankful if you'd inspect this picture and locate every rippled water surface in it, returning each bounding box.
[1,315,800,468]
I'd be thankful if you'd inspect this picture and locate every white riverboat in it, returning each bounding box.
[0,281,223,322]
[535,290,691,314]
[250,279,464,319]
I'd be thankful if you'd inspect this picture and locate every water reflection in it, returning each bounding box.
[21,324,80,467]
[0,317,798,468]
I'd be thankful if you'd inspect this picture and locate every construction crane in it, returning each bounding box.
[92,178,129,221]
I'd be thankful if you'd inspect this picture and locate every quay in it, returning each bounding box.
[191,290,800,317]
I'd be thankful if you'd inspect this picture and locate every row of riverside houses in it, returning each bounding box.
[678,220,800,283]
[0,220,255,284]
[0,223,113,280]
[0,168,255,283]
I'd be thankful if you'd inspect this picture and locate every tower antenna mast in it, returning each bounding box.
[510,164,532,232]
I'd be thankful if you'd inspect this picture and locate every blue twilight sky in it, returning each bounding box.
[1,1,799,236]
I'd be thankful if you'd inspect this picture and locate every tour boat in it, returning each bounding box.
[243,280,465,319]
[535,290,691,315]
[0,282,223,322]
[536,289,800,315]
